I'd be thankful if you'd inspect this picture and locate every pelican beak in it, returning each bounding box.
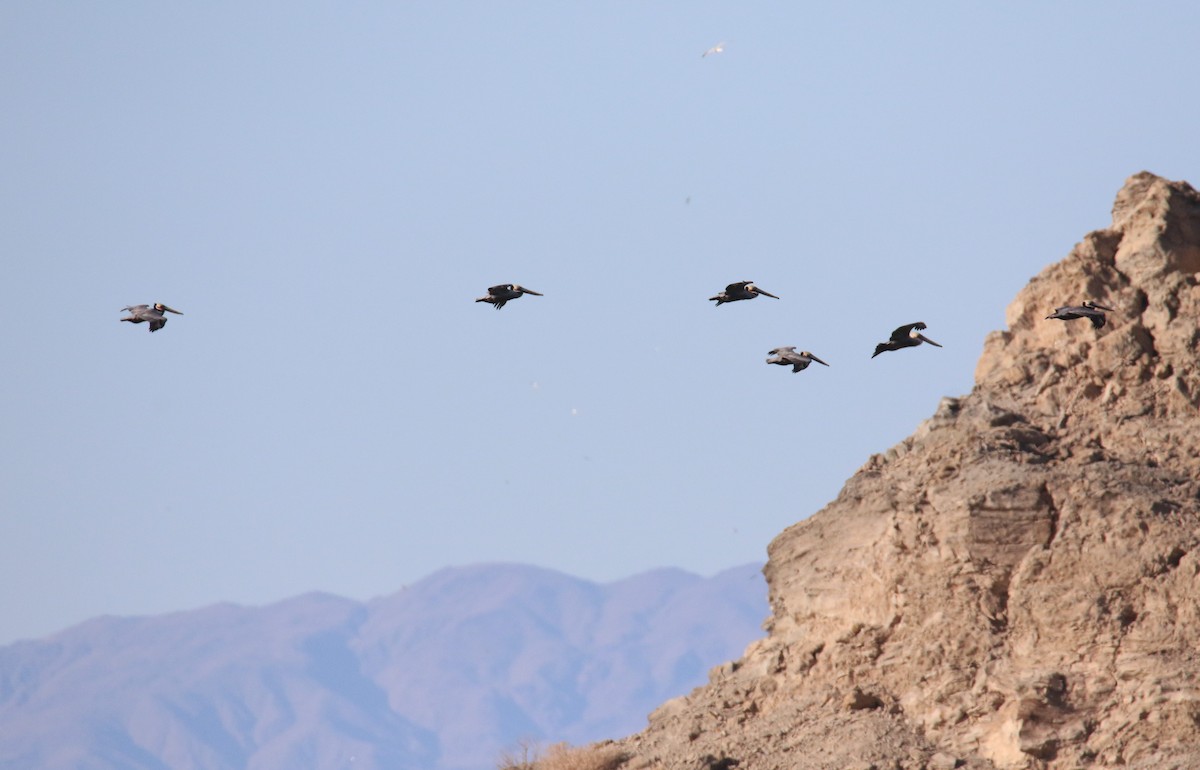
[917,334,942,348]
[809,354,830,366]
[755,288,780,299]
[521,289,543,296]
[162,306,184,315]
[1092,303,1114,312]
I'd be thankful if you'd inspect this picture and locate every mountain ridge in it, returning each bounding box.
[0,562,766,770]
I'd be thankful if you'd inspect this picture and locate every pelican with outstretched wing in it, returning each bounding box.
[120,303,183,333]
[1046,301,1113,329]
[872,322,942,358]
[709,281,780,306]
[475,284,543,310]
[766,347,830,373]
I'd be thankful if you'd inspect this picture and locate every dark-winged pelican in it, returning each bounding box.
[872,322,942,358]
[766,347,829,373]
[1046,301,1113,329]
[475,284,543,310]
[120,303,183,332]
[709,281,780,306]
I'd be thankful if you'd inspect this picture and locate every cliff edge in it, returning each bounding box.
[615,173,1200,770]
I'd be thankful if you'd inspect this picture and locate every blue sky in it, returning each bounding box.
[2,2,1197,644]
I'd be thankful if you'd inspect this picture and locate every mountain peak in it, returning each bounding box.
[978,171,1200,408]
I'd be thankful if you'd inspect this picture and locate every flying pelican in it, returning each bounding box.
[702,42,726,57]
[1046,301,1113,329]
[120,303,183,332]
[475,284,543,310]
[872,322,942,358]
[709,281,780,306]
[766,347,829,373]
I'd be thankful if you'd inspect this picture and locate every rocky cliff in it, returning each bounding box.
[613,173,1200,770]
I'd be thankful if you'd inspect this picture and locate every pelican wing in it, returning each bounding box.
[890,322,926,342]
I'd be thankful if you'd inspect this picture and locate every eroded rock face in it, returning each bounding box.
[616,173,1200,770]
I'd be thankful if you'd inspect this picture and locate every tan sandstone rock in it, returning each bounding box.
[610,173,1200,770]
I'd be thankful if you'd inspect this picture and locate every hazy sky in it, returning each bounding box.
[2,2,1197,645]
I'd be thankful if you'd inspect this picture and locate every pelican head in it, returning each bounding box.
[513,285,542,296]
[154,303,184,315]
[801,351,830,366]
[747,284,779,299]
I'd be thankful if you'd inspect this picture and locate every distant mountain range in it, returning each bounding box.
[0,563,765,770]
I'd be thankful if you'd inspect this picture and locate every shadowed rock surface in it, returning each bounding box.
[615,173,1200,770]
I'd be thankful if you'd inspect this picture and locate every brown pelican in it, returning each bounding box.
[709,281,779,306]
[1046,301,1113,329]
[475,284,543,310]
[872,322,942,358]
[120,303,183,332]
[766,347,829,373]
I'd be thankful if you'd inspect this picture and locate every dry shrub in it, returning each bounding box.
[497,738,541,770]
[498,740,627,770]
